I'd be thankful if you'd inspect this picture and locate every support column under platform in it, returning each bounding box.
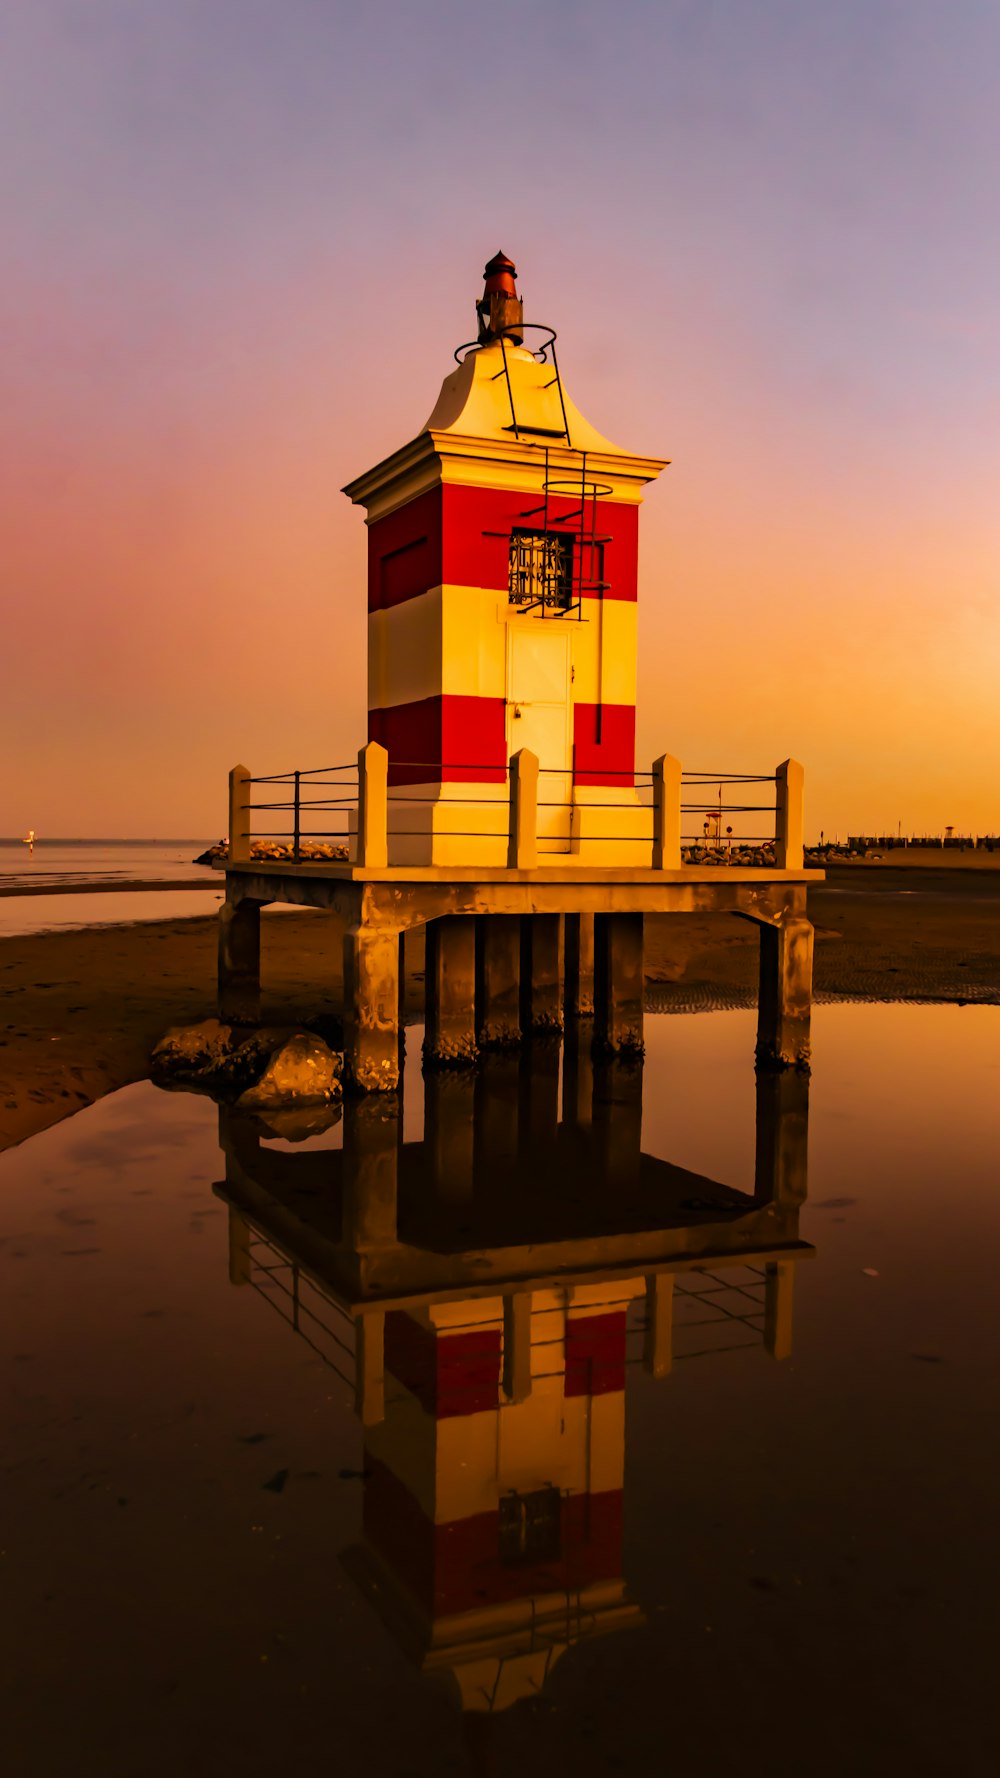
[424,916,478,1066]
[475,914,521,1048]
[343,923,400,1093]
[564,912,595,1017]
[756,915,814,1072]
[218,894,261,1023]
[520,913,563,1034]
[593,912,645,1056]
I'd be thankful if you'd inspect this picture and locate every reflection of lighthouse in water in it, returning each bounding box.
[217,1040,811,1722]
[347,1280,642,1713]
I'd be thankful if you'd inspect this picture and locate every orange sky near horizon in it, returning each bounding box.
[3,1,998,840]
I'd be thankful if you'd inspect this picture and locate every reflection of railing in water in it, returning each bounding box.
[242,1227,778,1408]
[219,1039,811,1723]
[244,1229,358,1399]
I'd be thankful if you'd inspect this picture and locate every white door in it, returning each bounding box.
[507,629,571,848]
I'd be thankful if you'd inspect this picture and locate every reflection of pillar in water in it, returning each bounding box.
[516,1038,560,1161]
[591,1055,644,1192]
[350,1283,643,1712]
[561,1017,595,1132]
[753,1068,810,1212]
[642,1273,674,1378]
[228,1207,253,1286]
[424,1069,477,1206]
[342,1094,401,1250]
[753,1068,810,1359]
[472,1052,522,1179]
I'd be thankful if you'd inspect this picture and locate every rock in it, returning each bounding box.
[151,1019,337,1102]
[152,1018,234,1074]
[191,839,349,865]
[247,1101,344,1143]
[236,1033,343,1108]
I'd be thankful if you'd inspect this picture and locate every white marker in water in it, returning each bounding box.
[24,828,35,855]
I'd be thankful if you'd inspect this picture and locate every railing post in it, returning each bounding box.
[228,764,251,864]
[292,770,301,862]
[508,749,538,870]
[357,741,388,870]
[652,753,682,869]
[775,758,805,870]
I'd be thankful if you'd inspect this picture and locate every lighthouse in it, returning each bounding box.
[343,252,668,867]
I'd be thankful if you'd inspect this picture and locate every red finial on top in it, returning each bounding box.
[482,250,518,298]
[477,251,523,346]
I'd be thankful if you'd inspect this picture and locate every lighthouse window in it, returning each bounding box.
[508,528,574,611]
[498,1486,562,1567]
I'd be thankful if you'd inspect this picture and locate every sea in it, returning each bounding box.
[0,839,222,937]
[2,1003,998,1775]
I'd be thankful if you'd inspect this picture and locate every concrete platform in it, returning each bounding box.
[216,858,822,1088]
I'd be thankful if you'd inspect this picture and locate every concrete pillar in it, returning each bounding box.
[520,913,563,1033]
[228,764,252,863]
[564,912,595,1017]
[218,895,261,1023]
[342,1094,400,1248]
[475,915,521,1048]
[764,1261,795,1361]
[593,912,645,1055]
[228,1207,253,1286]
[424,916,478,1065]
[643,1273,674,1378]
[756,915,813,1072]
[754,1068,810,1209]
[508,748,538,870]
[354,1310,386,1426]
[652,753,682,870]
[502,1292,532,1403]
[775,758,805,870]
[356,741,388,869]
[343,923,400,1092]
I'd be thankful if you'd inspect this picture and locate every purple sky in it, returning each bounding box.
[3,0,998,836]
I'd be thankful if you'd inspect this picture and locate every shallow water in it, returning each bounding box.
[0,839,213,890]
[2,1005,999,1777]
[0,887,226,939]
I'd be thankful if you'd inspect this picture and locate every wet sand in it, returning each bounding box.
[1,867,997,1153]
[0,878,212,898]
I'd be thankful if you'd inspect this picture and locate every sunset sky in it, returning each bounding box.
[3,0,998,839]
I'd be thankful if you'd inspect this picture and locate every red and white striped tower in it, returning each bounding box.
[343,252,668,866]
[355,1284,644,1712]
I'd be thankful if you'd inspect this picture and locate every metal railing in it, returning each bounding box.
[230,761,359,864]
[226,746,806,872]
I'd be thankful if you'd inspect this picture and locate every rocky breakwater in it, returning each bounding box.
[151,1018,343,1142]
[194,840,349,865]
[681,843,831,868]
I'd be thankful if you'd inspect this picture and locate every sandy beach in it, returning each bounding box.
[1,866,997,1154]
